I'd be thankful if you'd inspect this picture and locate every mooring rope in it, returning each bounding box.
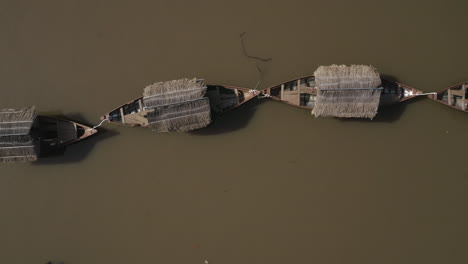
[87,118,109,131]
[404,91,437,97]
[240,32,272,94]
[411,92,438,96]
[240,32,272,62]
[254,80,261,90]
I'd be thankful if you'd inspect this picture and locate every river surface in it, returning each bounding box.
[1,0,467,263]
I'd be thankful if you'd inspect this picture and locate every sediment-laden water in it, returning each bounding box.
[1,0,467,263]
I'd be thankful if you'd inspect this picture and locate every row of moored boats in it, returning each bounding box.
[1,64,466,163]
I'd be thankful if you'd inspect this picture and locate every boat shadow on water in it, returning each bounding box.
[344,99,411,123]
[190,97,266,135]
[33,113,119,165]
[336,94,424,123]
[338,74,424,123]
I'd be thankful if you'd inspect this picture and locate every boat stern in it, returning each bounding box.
[400,84,423,102]
[427,92,439,100]
[237,87,259,101]
[76,123,98,141]
[100,114,110,121]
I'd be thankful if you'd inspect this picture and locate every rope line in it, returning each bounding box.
[412,92,437,96]
[88,118,109,131]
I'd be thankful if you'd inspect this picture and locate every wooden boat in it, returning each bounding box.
[34,116,97,157]
[428,83,468,112]
[100,78,258,131]
[0,107,97,162]
[261,75,423,110]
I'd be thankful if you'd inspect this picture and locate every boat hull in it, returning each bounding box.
[35,116,97,158]
[261,75,423,110]
[427,83,468,112]
[101,85,258,128]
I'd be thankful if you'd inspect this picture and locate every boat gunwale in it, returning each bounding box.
[261,75,423,109]
[427,82,468,112]
[100,85,258,126]
[38,116,97,145]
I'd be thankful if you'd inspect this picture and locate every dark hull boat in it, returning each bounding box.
[34,116,97,157]
[428,83,468,112]
[100,78,258,132]
[262,75,423,110]
[0,107,97,163]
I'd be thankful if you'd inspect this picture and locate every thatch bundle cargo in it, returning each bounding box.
[0,107,38,163]
[0,135,38,163]
[312,65,382,119]
[143,78,207,108]
[0,106,36,136]
[147,98,211,132]
[141,78,211,131]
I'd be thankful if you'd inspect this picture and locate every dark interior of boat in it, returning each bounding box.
[284,80,298,91]
[270,86,281,97]
[31,116,79,157]
[109,108,123,122]
[269,77,316,107]
[206,85,244,114]
[123,100,141,115]
[437,85,467,110]
[299,77,315,107]
[379,79,403,106]
[108,99,142,123]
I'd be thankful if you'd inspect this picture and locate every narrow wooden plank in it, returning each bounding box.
[297,79,301,105]
[462,84,466,111]
[234,89,240,105]
[138,99,143,112]
[120,108,125,124]
[448,88,453,105]
[281,84,284,100]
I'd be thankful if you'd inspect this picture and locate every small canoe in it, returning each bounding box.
[428,83,468,112]
[100,82,257,129]
[261,75,423,110]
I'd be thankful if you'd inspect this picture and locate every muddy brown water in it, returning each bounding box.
[1,0,468,263]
